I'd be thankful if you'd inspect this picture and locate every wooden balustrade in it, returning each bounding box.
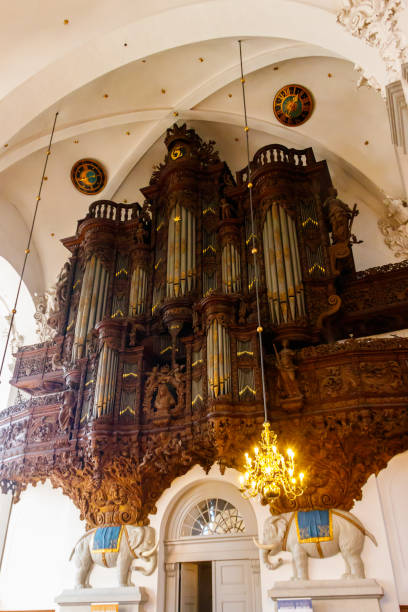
[86,200,141,222]
[236,144,316,184]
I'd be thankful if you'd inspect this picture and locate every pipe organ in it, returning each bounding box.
[166,204,196,297]
[262,202,304,324]
[221,243,241,294]
[93,342,118,418]
[206,319,231,398]
[72,255,109,360]
[4,124,408,529]
[129,266,148,316]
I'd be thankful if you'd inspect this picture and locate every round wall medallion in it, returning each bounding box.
[71,159,107,195]
[273,84,313,127]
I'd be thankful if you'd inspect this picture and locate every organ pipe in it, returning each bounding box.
[72,255,109,361]
[262,203,305,324]
[166,204,196,297]
[222,243,241,294]
[238,368,256,400]
[129,266,147,316]
[93,342,118,418]
[207,320,231,398]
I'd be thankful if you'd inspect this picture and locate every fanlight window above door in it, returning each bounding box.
[181,498,246,537]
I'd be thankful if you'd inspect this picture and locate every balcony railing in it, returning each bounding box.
[236,144,316,184]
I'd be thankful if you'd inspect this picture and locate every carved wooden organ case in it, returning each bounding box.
[1,124,408,527]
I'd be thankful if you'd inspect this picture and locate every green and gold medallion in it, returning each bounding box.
[273,84,313,127]
[71,159,107,195]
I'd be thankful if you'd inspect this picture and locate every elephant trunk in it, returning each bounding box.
[254,538,283,571]
[140,539,159,558]
[133,553,157,576]
[263,551,283,570]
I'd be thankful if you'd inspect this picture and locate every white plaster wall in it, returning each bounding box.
[0,482,83,609]
[0,195,44,296]
[377,450,408,605]
[0,492,12,570]
[0,459,407,611]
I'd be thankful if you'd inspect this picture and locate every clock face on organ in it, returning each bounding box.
[170,144,186,160]
[273,84,313,127]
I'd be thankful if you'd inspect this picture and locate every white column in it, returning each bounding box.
[164,562,179,612]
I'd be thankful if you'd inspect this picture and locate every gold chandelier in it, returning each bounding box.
[237,41,305,502]
[239,422,304,500]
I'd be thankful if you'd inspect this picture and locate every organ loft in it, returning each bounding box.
[1,123,408,527]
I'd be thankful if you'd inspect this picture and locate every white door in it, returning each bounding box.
[180,562,199,612]
[213,560,254,612]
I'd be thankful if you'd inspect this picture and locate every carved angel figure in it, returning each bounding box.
[275,343,302,400]
[59,379,77,431]
[54,261,71,311]
[323,187,355,244]
[144,365,185,425]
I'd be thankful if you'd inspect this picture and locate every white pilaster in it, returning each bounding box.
[0,491,13,572]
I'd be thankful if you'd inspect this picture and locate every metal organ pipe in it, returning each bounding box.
[129,266,147,316]
[180,205,187,295]
[207,320,231,398]
[93,342,118,418]
[262,202,305,324]
[72,255,109,361]
[166,204,196,297]
[222,243,241,293]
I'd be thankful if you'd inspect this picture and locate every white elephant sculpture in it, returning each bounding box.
[69,525,158,588]
[255,509,377,580]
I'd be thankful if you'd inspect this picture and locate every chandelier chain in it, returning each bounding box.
[238,42,304,501]
[238,40,268,423]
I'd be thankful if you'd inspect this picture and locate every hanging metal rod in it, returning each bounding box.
[0,112,59,383]
[238,40,268,423]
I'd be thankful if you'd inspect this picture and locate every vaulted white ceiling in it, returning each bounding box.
[0,0,402,293]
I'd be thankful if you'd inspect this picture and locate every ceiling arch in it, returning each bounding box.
[0,0,385,147]
[1,42,338,171]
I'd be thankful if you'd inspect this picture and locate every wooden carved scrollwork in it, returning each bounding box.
[2,126,408,528]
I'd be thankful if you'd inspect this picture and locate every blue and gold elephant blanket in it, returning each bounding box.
[295,510,333,543]
[92,526,124,553]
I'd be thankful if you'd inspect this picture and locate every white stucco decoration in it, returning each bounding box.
[378,196,408,257]
[69,525,158,588]
[33,287,57,343]
[337,0,408,91]
[3,313,24,359]
[255,509,377,580]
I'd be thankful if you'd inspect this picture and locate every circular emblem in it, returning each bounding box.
[273,84,313,127]
[170,144,186,160]
[71,159,107,195]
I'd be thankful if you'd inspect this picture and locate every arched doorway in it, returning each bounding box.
[163,479,261,611]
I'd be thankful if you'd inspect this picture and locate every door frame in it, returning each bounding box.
[162,480,260,612]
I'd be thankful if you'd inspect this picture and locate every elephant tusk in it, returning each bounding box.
[140,540,159,558]
[253,538,274,551]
